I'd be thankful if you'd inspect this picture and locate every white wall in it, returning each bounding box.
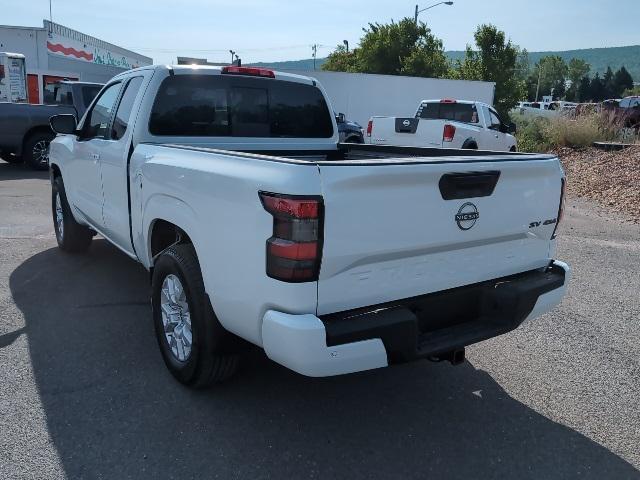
[285,70,496,127]
[0,26,42,70]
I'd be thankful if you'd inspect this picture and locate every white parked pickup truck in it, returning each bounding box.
[48,65,569,388]
[365,99,518,151]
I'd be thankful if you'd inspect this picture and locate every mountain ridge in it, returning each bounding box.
[250,45,640,80]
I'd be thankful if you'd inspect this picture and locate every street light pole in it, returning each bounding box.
[414,1,454,23]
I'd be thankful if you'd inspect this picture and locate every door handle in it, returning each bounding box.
[89,152,100,162]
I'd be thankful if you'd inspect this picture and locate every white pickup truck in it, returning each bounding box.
[365,99,518,151]
[48,65,569,388]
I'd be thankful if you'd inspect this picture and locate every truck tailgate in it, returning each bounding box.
[316,156,562,315]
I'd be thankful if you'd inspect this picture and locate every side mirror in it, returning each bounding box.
[336,112,346,124]
[50,114,77,135]
[506,122,517,134]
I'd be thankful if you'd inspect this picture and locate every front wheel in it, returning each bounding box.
[24,131,55,170]
[52,176,93,253]
[152,244,239,388]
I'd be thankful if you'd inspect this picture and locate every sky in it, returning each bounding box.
[2,0,639,64]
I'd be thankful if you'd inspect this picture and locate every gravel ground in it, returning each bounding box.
[559,146,640,223]
[0,161,639,479]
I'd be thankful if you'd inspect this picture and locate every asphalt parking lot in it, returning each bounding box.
[1,160,639,480]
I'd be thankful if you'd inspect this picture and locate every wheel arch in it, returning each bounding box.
[21,125,55,156]
[461,138,478,149]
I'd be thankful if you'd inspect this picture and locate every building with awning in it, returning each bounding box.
[0,20,152,103]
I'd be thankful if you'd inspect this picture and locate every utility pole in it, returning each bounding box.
[343,40,349,53]
[49,0,53,25]
[312,44,317,70]
[229,50,236,65]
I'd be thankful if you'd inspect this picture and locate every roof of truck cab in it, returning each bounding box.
[113,64,317,85]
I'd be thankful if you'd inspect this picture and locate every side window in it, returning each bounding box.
[82,83,121,140]
[55,85,73,105]
[488,108,502,130]
[111,77,143,140]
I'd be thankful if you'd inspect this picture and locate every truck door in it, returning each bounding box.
[99,75,147,255]
[68,82,122,227]
[481,105,508,151]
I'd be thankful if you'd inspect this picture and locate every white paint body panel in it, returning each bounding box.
[262,310,388,377]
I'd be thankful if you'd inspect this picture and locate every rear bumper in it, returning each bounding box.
[262,260,569,377]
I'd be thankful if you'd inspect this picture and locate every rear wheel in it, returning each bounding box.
[462,140,478,150]
[152,244,239,388]
[52,176,93,253]
[24,131,55,170]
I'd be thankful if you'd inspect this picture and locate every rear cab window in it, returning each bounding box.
[148,74,334,138]
[418,102,479,124]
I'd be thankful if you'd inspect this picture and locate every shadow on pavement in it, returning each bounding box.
[9,240,640,479]
[0,161,49,181]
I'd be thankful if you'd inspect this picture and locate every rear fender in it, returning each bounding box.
[142,194,200,270]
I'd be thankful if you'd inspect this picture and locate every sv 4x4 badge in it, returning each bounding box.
[455,203,479,230]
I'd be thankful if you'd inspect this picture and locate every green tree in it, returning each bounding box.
[322,45,359,72]
[322,18,449,78]
[589,73,606,101]
[566,58,590,101]
[577,75,591,102]
[603,66,615,98]
[613,66,634,97]
[452,24,524,118]
[534,56,568,99]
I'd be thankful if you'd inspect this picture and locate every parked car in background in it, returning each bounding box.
[335,112,364,143]
[0,80,103,169]
[48,65,568,387]
[600,96,640,130]
[366,99,517,151]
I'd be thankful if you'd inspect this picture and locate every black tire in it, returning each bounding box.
[0,153,23,164]
[462,140,478,150]
[52,176,93,253]
[509,146,517,152]
[24,131,55,170]
[152,244,239,388]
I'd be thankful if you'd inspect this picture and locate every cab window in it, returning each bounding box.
[111,77,144,140]
[81,82,121,140]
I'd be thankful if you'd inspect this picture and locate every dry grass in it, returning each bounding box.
[515,113,623,153]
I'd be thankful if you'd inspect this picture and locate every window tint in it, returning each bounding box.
[419,102,479,123]
[488,109,502,129]
[149,74,333,138]
[111,77,143,140]
[230,86,269,136]
[83,82,121,139]
[82,86,102,107]
[55,85,73,105]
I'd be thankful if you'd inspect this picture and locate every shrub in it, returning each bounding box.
[514,113,619,152]
[545,113,616,149]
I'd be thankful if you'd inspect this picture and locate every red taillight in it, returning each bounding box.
[551,178,566,239]
[260,192,323,282]
[440,98,457,103]
[443,124,456,142]
[221,66,275,78]
[366,120,373,137]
